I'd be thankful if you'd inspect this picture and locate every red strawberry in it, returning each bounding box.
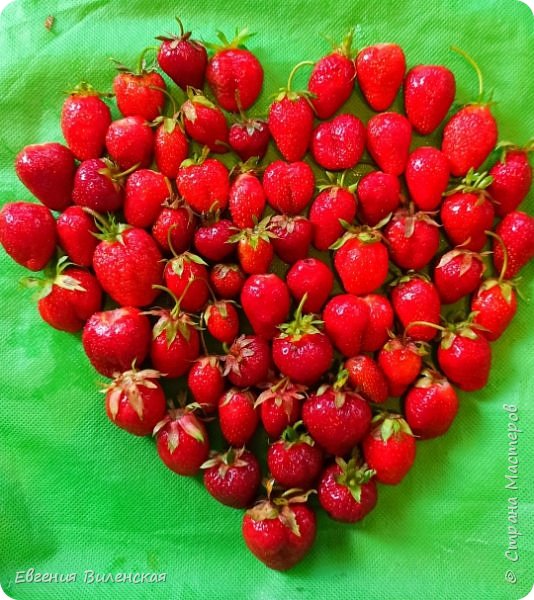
[230,217,275,275]
[311,114,366,170]
[241,273,291,340]
[82,307,152,377]
[403,65,456,135]
[164,251,209,313]
[362,413,416,485]
[223,335,271,388]
[404,369,459,439]
[15,143,75,211]
[263,161,315,216]
[269,215,313,264]
[104,367,166,437]
[308,30,356,119]
[187,356,225,414]
[323,294,369,357]
[56,206,99,267]
[219,388,259,446]
[268,62,315,161]
[181,89,229,153]
[357,170,401,227]
[72,158,130,213]
[366,112,412,175]
[105,116,154,170]
[405,146,450,211]
[61,82,111,160]
[378,337,424,397]
[202,447,261,508]
[156,18,208,90]
[488,145,532,217]
[209,263,246,299]
[345,355,388,404]
[206,28,264,112]
[471,278,518,342]
[360,294,394,352]
[124,169,170,228]
[177,152,230,214]
[204,300,240,344]
[0,202,56,271]
[152,197,197,255]
[256,377,306,439]
[154,407,209,476]
[193,217,235,262]
[356,43,406,111]
[492,211,534,279]
[229,169,266,229]
[229,117,270,161]
[154,114,189,179]
[318,458,377,522]
[434,248,485,304]
[286,258,334,314]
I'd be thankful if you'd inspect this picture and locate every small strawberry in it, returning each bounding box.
[56,206,99,267]
[345,355,388,404]
[82,307,152,378]
[187,356,225,414]
[152,197,197,255]
[434,248,485,304]
[318,457,377,523]
[103,367,166,437]
[229,116,270,161]
[181,89,229,153]
[362,413,416,485]
[263,160,315,216]
[378,336,424,397]
[256,377,306,439]
[322,294,370,358]
[15,142,75,211]
[286,257,334,314]
[356,43,406,111]
[403,65,456,135]
[124,169,170,229]
[202,447,261,508]
[366,112,412,176]
[492,211,534,279]
[223,334,271,388]
[311,114,366,170]
[405,146,450,211]
[209,263,246,299]
[153,112,189,179]
[204,300,240,344]
[357,170,401,227]
[193,216,235,262]
[360,294,394,353]
[164,251,209,313]
[230,217,276,275]
[269,214,313,264]
[105,116,154,170]
[219,388,259,446]
[229,167,266,229]
[0,202,56,271]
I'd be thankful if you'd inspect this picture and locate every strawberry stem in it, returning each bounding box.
[451,46,484,103]
[175,17,185,38]
[152,85,179,115]
[485,229,508,283]
[404,320,446,337]
[286,61,314,92]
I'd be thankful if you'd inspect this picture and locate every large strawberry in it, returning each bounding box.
[405,146,450,211]
[193,216,235,262]
[269,215,313,264]
[255,377,306,439]
[434,248,485,305]
[357,170,401,227]
[163,251,209,313]
[229,167,266,229]
[223,335,271,388]
[105,116,154,170]
[262,160,315,216]
[181,89,229,153]
[366,112,412,175]
[218,388,259,446]
[492,211,534,279]
[322,294,369,357]
[187,356,225,414]
[378,336,424,397]
[230,217,276,275]
[345,355,388,404]
[124,169,170,229]
[286,257,334,314]
[311,114,366,170]
[56,206,99,267]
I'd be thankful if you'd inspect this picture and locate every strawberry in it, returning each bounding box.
[272,297,334,386]
[318,458,377,522]
[0,202,56,271]
[206,28,264,112]
[434,248,485,304]
[82,307,152,377]
[256,377,306,438]
[15,142,75,211]
[356,43,406,111]
[229,168,266,229]
[91,213,163,307]
[366,112,412,176]
[181,89,229,153]
[269,215,313,264]
[61,82,111,160]
[267,422,323,489]
[404,369,459,439]
[218,388,259,446]
[103,367,167,437]
[187,356,225,414]
[488,144,533,217]
[360,294,394,352]
[164,251,209,313]
[204,300,240,344]
[154,113,189,179]
[105,116,154,170]
[378,336,424,397]
[441,48,497,176]
[72,158,132,213]
[223,335,271,388]
[331,226,389,295]
[230,217,276,275]
[322,294,369,357]
[268,62,315,161]
[357,170,401,227]
[405,146,450,211]
[56,206,99,267]
[311,114,366,170]
[241,273,291,340]
[308,30,356,119]
[202,447,261,508]
[263,160,315,216]
[193,216,235,262]
[362,413,416,485]
[156,18,208,90]
[154,407,210,476]
[403,65,456,135]
[209,263,246,299]
[492,211,534,279]
[229,116,270,161]
[124,169,170,228]
[152,197,197,255]
[286,257,334,314]
[345,355,388,404]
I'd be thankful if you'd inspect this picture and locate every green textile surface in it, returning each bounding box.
[0,0,533,598]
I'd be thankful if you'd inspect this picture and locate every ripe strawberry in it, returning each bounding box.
[153,114,189,179]
[311,114,366,170]
[356,43,406,111]
[82,307,152,377]
[176,153,230,214]
[0,202,56,271]
[124,169,170,228]
[204,300,240,344]
[308,30,356,119]
[56,206,99,267]
[357,170,401,227]
[309,181,357,250]
[323,294,369,357]
[152,198,197,255]
[267,422,323,489]
[156,18,208,90]
[206,28,264,112]
[405,146,450,211]
[61,82,111,160]
[434,248,485,304]
[256,377,306,438]
[223,335,271,388]
[72,158,130,213]
[345,355,388,404]
[378,337,424,397]
[187,356,225,414]
[164,251,209,313]
[471,278,518,342]
[229,169,266,229]
[15,142,75,211]
[360,294,394,352]
[154,407,210,476]
[209,263,246,299]
[268,62,315,161]
[103,367,166,437]
[229,117,270,161]
[404,369,459,439]
[286,258,334,313]
[362,413,416,485]
[269,215,313,264]
[219,388,259,446]
[492,211,534,279]
[181,89,229,153]
[263,160,315,216]
[202,447,261,508]
[105,116,154,170]
[488,145,532,217]
[193,216,235,262]
[230,217,276,275]
[241,273,291,339]
[318,458,377,522]
[403,65,456,135]
[366,112,412,175]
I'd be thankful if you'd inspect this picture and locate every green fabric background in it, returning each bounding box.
[0,0,533,598]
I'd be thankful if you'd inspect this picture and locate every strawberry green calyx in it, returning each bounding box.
[280,421,315,448]
[414,368,447,389]
[103,366,162,420]
[201,446,250,477]
[495,139,534,161]
[84,208,131,245]
[22,255,86,299]
[180,145,211,168]
[445,167,493,197]
[206,27,255,53]
[111,46,159,75]
[148,284,200,346]
[317,170,357,194]
[275,61,315,103]
[390,269,432,288]
[228,215,276,249]
[332,28,356,59]
[65,81,113,98]
[334,456,376,503]
[151,86,182,131]
[255,377,308,410]
[97,158,141,185]
[277,293,324,341]
[153,406,205,452]
[451,46,491,105]
[436,248,487,277]
[182,88,217,119]
[371,412,414,442]
[329,223,385,250]
[170,251,208,275]
[395,204,440,238]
